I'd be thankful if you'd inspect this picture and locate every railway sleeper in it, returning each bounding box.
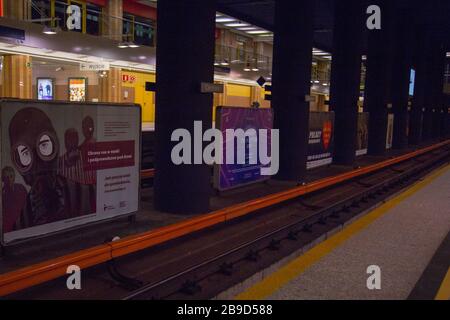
[245,250,261,262]
[180,280,202,296]
[288,230,300,241]
[298,200,324,211]
[268,239,282,251]
[318,216,327,225]
[302,223,313,233]
[219,262,234,276]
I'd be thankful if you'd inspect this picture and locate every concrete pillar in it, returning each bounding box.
[99,67,122,103]
[422,43,442,141]
[154,0,216,214]
[431,47,446,140]
[365,0,394,155]
[1,55,32,99]
[329,0,365,165]
[409,28,429,145]
[272,0,314,182]
[102,0,123,41]
[391,8,413,149]
[2,0,31,20]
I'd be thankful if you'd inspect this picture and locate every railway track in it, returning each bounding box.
[4,143,450,300]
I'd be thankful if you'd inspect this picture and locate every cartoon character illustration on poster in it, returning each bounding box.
[46,83,52,97]
[38,84,44,99]
[8,107,74,228]
[1,167,27,233]
[80,116,97,212]
[58,128,83,216]
[58,126,96,215]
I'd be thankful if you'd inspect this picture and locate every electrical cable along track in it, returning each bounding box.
[4,143,450,300]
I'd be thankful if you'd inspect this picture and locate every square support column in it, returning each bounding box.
[272,0,314,182]
[365,0,395,155]
[154,0,216,214]
[329,0,365,165]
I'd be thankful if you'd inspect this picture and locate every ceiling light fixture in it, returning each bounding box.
[225,23,250,27]
[117,42,128,48]
[246,30,270,34]
[216,18,235,23]
[128,42,140,48]
[42,26,59,35]
[237,27,258,31]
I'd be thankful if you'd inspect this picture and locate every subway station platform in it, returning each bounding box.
[0,143,437,277]
[233,164,450,300]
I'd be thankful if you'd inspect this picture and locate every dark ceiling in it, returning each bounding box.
[216,0,450,52]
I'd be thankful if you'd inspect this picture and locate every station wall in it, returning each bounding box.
[0,55,328,125]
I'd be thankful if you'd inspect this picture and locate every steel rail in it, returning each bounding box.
[0,140,448,297]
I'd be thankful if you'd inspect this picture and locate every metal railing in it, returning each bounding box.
[214,44,272,72]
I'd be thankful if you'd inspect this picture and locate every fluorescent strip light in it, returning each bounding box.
[216,18,235,23]
[225,23,250,27]
[246,30,270,34]
[237,27,258,31]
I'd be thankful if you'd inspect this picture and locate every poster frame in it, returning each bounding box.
[0,99,142,247]
[213,106,273,191]
[36,77,55,101]
[356,112,370,157]
[307,111,335,170]
[68,77,88,102]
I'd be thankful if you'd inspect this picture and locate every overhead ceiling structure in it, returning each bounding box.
[130,0,450,54]
[216,0,450,53]
[216,0,334,52]
[215,12,332,60]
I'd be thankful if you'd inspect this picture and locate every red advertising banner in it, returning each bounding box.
[1,100,141,244]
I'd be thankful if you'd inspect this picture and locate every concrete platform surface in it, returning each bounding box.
[236,163,450,300]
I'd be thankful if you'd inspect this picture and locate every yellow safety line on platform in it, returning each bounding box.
[435,268,450,300]
[235,164,450,300]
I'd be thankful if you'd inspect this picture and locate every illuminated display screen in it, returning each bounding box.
[37,78,55,101]
[409,69,416,96]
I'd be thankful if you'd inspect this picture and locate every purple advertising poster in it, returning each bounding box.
[214,107,273,191]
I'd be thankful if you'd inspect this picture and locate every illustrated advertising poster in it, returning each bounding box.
[386,113,395,149]
[37,78,55,101]
[214,107,273,191]
[1,100,141,244]
[356,112,369,156]
[69,78,87,102]
[307,112,335,170]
